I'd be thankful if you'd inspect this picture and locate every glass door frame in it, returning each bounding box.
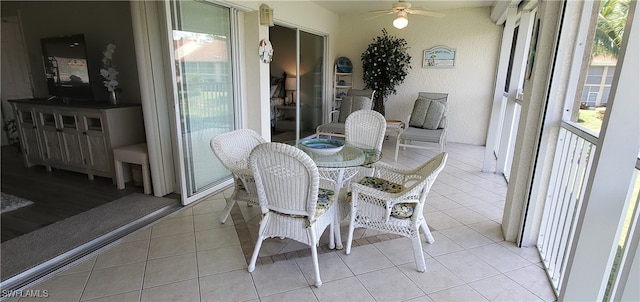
[165,1,241,205]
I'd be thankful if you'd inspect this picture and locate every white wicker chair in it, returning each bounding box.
[325,109,387,247]
[345,109,387,152]
[247,142,337,288]
[210,129,266,223]
[345,152,448,272]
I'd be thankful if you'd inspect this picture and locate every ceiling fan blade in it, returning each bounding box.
[369,8,397,14]
[363,11,396,21]
[406,8,445,17]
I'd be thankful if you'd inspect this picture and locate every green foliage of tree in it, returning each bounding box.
[593,0,630,57]
[361,29,411,116]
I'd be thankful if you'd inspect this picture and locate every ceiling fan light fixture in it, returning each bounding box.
[393,12,408,29]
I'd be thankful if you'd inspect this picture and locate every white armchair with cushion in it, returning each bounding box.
[316,89,374,138]
[394,92,449,161]
[345,152,448,272]
[247,142,337,288]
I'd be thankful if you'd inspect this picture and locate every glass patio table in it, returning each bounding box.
[298,142,382,249]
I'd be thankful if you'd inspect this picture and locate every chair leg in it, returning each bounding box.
[248,235,264,273]
[420,221,435,244]
[345,212,357,255]
[310,243,322,287]
[411,234,427,273]
[219,198,237,223]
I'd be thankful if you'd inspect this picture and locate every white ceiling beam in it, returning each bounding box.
[491,0,521,24]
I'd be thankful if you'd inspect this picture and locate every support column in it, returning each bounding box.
[242,11,271,140]
[482,5,518,173]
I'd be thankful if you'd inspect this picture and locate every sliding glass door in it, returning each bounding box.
[269,25,325,143]
[299,31,324,139]
[169,1,236,204]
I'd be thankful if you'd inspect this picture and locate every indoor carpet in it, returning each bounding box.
[1,193,179,284]
[0,192,34,214]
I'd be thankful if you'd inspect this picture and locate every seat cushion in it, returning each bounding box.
[399,127,445,143]
[348,177,415,219]
[338,96,373,123]
[234,177,245,190]
[422,100,446,130]
[408,98,431,128]
[272,188,335,218]
[417,93,448,129]
[315,188,335,217]
[434,99,448,129]
[357,176,403,193]
[338,96,354,122]
[352,95,373,111]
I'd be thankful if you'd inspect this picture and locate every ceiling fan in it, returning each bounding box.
[366,0,445,29]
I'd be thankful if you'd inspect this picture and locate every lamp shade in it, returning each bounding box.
[285,77,297,90]
[393,12,408,29]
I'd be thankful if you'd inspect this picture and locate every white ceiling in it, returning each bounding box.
[310,0,496,15]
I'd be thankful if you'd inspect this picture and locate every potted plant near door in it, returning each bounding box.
[3,118,21,154]
[361,29,412,116]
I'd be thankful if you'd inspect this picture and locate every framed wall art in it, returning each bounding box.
[423,45,456,68]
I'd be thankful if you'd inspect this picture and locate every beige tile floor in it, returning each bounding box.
[13,142,557,301]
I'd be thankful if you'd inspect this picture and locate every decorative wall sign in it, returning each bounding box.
[423,46,456,68]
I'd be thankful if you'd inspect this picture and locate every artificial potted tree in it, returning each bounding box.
[361,29,412,116]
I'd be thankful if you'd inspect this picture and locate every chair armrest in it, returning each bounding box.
[329,110,340,122]
[370,162,424,185]
[397,114,411,135]
[351,182,397,199]
[350,182,422,220]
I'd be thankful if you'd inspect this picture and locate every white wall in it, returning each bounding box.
[226,2,500,146]
[335,7,501,145]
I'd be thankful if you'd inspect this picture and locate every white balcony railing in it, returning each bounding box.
[537,121,598,294]
[538,121,640,298]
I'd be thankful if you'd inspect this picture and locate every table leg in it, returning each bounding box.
[331,169,345,250]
